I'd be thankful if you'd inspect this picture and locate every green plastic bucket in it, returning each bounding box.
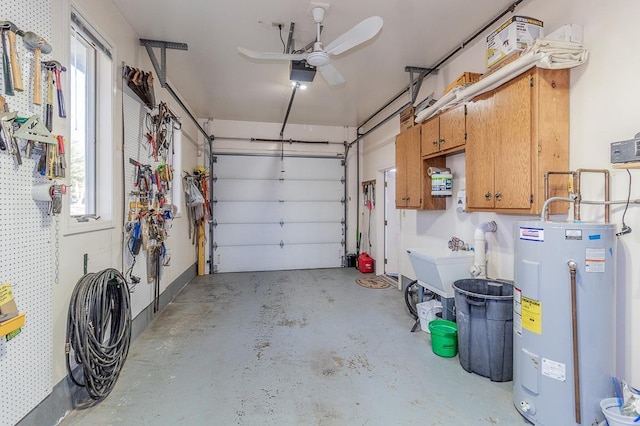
[428,319,458,357]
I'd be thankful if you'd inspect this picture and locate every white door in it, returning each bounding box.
[384,169,400,276]
[212,155,345,272]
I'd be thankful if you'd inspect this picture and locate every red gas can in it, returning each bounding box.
[357,252,374,273]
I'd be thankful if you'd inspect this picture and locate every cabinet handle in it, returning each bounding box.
[495,192,502,201]
[432,140,438,147]
[484,192,492,201]
[440,137,445,146]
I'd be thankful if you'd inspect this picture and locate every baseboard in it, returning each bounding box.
[17,264,198,426]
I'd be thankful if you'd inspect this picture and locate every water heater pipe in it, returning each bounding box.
[469,221,497,278]
[544,171,576,221]
[540,197,575,221]
[567,260,581,424]
[574,168,610,223]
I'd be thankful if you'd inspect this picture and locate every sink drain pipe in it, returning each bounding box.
[470,221,497,278]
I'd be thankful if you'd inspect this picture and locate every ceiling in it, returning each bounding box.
[111,0,522,128]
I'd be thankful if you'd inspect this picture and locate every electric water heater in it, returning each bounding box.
[513,221,615,425]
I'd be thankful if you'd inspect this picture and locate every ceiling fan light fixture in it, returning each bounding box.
[306,50,330,67]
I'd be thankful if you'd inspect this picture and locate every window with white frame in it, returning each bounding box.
[69,10,113,222]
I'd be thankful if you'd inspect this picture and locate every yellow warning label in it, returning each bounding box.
[0,283,15,306]
[522,297,542,334]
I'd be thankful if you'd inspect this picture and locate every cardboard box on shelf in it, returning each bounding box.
[0,283,19,322]
[0,282,25,339]
[479,51,522,80]
[400,105,415,131]
[443,72,483,94]
[487,16,543,69]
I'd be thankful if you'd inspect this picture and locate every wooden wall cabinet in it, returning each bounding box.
[395,125,446,210]
[421,105,467,158]
[465,67,569,214]
[396,125,422,209]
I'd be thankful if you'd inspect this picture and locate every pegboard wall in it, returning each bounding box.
[122,85,177,319]
[0,0,54,425]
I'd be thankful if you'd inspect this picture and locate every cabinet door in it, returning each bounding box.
[420,117,440,157]
[395,125,422,208]
[466,91,495,209]
[493,71,532,209]
[395,132,408,208]
[404,125,423,208]
[439,105,466,152]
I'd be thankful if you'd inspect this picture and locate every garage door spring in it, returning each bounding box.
[65,268,132,407]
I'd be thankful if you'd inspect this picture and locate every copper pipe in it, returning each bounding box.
[544,171,576,221]
[575,169,610,223]
[573,172,582,221]
[567,260,581,424]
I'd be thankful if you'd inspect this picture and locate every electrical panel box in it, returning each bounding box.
[611,133,640,163]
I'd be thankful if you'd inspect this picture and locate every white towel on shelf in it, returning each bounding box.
[415,39,588,123]
[529,38,589,69]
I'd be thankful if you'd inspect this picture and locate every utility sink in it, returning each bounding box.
[406,246,474,298]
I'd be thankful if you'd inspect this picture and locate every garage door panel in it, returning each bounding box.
[214,180,342,202]
[281,223,343,243]
[215,243,343,272]
[216,223,343,246]
[279,202,343,221]
[215,201,344,223]
[215,156,282,180]
[215,223,282,246]
[215,179,280,201]
[214,202,279,223]
[280,181,343,200]
[279,158,343,180]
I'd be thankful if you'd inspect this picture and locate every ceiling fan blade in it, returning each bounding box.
[324,16,383,56]
[237,47,307,61]
[318,63,345,87]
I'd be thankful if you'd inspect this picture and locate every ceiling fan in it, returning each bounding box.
[238,6,383,87]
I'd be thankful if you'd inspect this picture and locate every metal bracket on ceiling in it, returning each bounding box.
[139,38,215,144]
[405,66,438,105]
[139,39,188,88]
[286,22,295,53]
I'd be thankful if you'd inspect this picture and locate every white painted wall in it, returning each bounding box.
[361,0,640,387]
[48,0,200,384]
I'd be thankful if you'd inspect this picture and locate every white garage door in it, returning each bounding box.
[212,155,345,272]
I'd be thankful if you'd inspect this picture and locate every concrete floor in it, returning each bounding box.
[60,268,529,425]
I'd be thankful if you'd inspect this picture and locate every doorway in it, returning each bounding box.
[384,168,401,278]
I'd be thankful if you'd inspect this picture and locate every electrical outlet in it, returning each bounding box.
[271,22,285,28]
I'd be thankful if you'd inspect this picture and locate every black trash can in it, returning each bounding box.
[452,278,513,382]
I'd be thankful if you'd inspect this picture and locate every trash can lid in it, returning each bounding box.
[452,278,513,299]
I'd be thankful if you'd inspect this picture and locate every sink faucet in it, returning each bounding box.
[448,237,469,251]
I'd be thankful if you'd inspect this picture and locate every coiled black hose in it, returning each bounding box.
[66,268,132,406]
